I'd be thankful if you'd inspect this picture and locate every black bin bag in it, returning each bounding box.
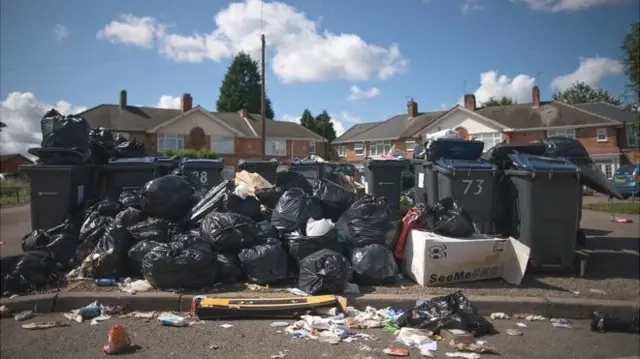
[312,179,356,222]
[255,187,284,209]
[127,240,163,277]
[215,252,243,284]
[141,175,195,220]
[119,189,143,209]
[287,228,343,264]
[396,291,495,336]
[142,239,218,290]
[1,251,59,296]
[200,212,259,252]
[40,109,90,151]
[298,249,352,295]
[419,197,476,238]
[127,217,172,243]
[276,171,313,194]
[336,196,400,249]
[351,244,400,285]
[238,238,288,285]
[115,207,146,228]
[271,188,322,234]
[226,194,263,221]
[21,217,79,269]
[190,179,235,223]
[87,225,134,279]
[78,213,115,262]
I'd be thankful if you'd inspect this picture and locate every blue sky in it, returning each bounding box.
[1,0,638,154]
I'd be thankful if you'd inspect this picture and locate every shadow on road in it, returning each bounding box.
[582,235,640,280]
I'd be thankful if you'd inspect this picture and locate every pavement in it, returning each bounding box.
[2,314,639,359]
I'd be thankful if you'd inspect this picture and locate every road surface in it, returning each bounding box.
[1,314,639,359]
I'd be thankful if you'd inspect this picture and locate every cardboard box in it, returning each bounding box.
[440,329,476,345]
[403,229,530,286]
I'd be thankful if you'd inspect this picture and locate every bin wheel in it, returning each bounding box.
[576,229,586,248]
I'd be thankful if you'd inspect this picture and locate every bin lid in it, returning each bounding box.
[435,159,495,171]
[156,156,181,164]
[426,139,484,161]
[363,158,409,168]
[108,156,157,164]
[238,159,279,166]
[507,153,579,173]
[181,158,224,165]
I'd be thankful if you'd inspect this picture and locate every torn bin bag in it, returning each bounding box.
[87,226,134,279]
[419,197,476,238]
[200,212,259,252]
[127,240,163,277]
[238,238,289,285]
[298,249,352,295]
[142,240,218,290]
[312,179,356,222]
[78,214,115,262]
[141,175,195,220]
[351,244,400,285]
[190,180,235,223]
[271,188,322,234]
[287,228,343,264]
[215,252,243,284]
[336,196,400,249]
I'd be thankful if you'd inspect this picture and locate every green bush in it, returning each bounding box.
[163,149,218,159]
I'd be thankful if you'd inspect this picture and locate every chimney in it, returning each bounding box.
[181,93,193,112]
[119,90,127,109]
[238,108,249,118]
[532,86,541,107]
[464,94,476,111]
[407,98,418,118]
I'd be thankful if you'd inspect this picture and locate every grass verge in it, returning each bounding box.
[0,179,30,206]
[583,201,640,215]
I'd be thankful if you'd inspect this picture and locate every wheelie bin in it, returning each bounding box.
[362,159,409,213]
[180,158,224,191]
[288,161,332,184]
[102,157,158,198]
[503,153,583,272]
[156,156,182,177]
[238,159,278,184]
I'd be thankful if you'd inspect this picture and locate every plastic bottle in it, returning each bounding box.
[96,279,117,286]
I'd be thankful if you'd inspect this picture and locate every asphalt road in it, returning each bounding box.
[1,314,639,359]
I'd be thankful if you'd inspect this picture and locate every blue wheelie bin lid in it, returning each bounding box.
[507,153,580,173]
[363,158,409,169]
[435,158,495,173]
[181,158,224,167]
[106,156,157,165]
[426,139,485,161]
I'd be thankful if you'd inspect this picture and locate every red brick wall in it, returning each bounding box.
[1,156,32,174]
[622,148,640,164]
[332,137,421,163]
[576,126,620,156]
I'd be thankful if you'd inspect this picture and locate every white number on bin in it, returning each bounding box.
[462,179,484,195]
[192,171,209,184]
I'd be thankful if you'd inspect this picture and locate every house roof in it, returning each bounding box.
[333,122,383,143]
[575,102,639,123]
[78,105,325,141]
[333,111,445,143]
[0,154,34,164]
[476,101,621,131]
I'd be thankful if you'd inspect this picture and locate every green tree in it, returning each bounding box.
[552,82,622,105]
[621,22,640,133]
[299,109,336,142]
[299,109,314,129]
[482,96,517,107]
[216,52,275,120]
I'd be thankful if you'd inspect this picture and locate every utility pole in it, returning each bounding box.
[260,34,267,159]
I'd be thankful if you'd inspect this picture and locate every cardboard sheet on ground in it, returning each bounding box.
[403,229,530,286]
[235,170,273,196]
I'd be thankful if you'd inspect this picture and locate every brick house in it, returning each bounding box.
[0,154,34,174]
[78,91,327,166]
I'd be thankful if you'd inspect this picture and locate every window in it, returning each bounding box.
[354,142,364,156]
[596,128,607,142]
[308,141,316,155]
[595,159,615,179]
[337,146,346,157]
[472,132,501,152]
[369,140,392,157]
[157,133,184,152]
[266,139,286,156]
[211,136,234,154]
[406,140,416,152]
[547,128,576,139]
[626,122,639,147]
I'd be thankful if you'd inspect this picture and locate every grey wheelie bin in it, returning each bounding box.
[503,153,582,273]
[288,161,332,184]
[156,156,181,177]
[180,158,224,191]
[102,157,158,199]
[238,159,278,184]
[20,164,98,230]
[413,160,440,206]
[434,158,498,234]
[362,159,409,213]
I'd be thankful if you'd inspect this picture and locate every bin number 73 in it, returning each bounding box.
[462,179,484,195]
[191,171,208,184]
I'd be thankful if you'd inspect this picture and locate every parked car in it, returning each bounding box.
[612,163,640,198]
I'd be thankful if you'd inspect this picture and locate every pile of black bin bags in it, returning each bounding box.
[2,170,405,297]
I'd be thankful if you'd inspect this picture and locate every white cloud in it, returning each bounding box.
[97,1,408,83]
[512,0,632,12]
[96,14,162,48]
[279,111,361,137]
[348,86,381,101]
[463,71,537,106]
[54,24,69,41]
[550,57,623,91]
[0,92,86,157]
[156,95,182,109]
[462,0,483,13]
[440,103,448,110]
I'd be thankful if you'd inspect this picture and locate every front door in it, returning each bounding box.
[189,127,206,150]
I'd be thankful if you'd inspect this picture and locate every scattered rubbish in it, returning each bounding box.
[525,315,546,321]
[343,282,360,294]
[101,305,124,316]
[63,312,83,323]
[505,329,523,336]
[90,315,112,326]
[103,324,132,355]
[121,311,156,319]
[551,318,571,324]
[270,351,288,359]
[445,353,481,359]
[209,344,219,350]
[515,322,527,328]
[79,302,101,319]
[451,341,499,354]
[319,331,341,344]
[440,329,476,346]
[589,288,608,295]
[118,278,153,294]
[158,312,187,327]
[490,312,510,320]
[0,305,11,318]
[270,321,289,327]
[590,311,640,334]
[359,344,373,352]
[96,278,117,286]
[13,310,35,321]
[21,321,68,330]
[314,307,339,317]
[288,288,309,296]
[220,323,234,328]
[611,216,632,223]
[552,322,572,329]
[383,347,410,357]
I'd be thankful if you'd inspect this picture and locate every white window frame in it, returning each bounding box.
[626,122,639,147]
[369,140,392,157]
[547,128,576,139]
[596,128,607,142]
[308,141,316,155]
[405,140,416,152]
[210,136,235,154]
[472,132,501,152]
[157,133,184,152]
[354,142,364,156]
[266,138,287,156]
[337,145,346,157]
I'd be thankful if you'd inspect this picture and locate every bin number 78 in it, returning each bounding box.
[462,179,484,195]
[191,171,208,184]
